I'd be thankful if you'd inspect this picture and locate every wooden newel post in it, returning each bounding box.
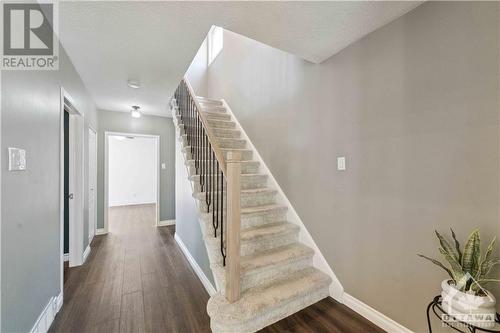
[226,151,241,303]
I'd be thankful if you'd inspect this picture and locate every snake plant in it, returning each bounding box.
[419,229,500,295]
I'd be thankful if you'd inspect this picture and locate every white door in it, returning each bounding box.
[88,127,97,242]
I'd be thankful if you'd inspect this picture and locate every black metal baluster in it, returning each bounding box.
[176,81,229,267]
[211,151,215,230]
[196,108,199,174]
[196,115,200,174]
[214,160,219,237]
[205,141,210,211]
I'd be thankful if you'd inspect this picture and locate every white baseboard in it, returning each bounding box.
[343,293,413,333]
[82,245,91,263]
[158,219,175,226]
[174,233,216,296]
[96,228,107,235]
[30,291,63,333]
[109,202,156,207]
[56,293,63,312]
[63,253,69,262]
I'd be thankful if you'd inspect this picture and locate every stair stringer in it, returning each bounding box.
[220,99,345,302]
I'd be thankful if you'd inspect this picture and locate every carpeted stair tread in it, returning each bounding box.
[241,222,299,241]
[207,267,331,323]
[241,243,314,273]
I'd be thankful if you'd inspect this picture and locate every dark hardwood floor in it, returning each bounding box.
[260,297,385,333]
[50,204,384,333]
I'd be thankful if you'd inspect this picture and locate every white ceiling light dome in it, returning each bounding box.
[130,105,142,118]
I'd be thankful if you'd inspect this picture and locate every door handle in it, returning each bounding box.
[68,193,74,200]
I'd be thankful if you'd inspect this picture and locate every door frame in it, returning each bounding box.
[88,126,98,244]
[59,87,85,297]
[104,131,160,233]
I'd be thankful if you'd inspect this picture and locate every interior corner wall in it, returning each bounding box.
[96,110,175,228]
[1,46,98,332]
[186,37,209,97]
[205,2,500,331]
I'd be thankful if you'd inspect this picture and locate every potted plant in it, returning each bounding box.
[419,229,499,327]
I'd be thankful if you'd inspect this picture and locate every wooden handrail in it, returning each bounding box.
[182,77,227,175]
[225,151,242,302]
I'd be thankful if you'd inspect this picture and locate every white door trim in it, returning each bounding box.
[59,87,85,296]
[104,131,160,233]
[88,126,97,244]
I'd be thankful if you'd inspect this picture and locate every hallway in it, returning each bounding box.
[50,204,385,333]
[50,204,211,332]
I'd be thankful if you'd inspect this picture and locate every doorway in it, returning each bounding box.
[60,88,85,294]
[104,132,160,233]
[88,127,97,244]
[63,110,70,282]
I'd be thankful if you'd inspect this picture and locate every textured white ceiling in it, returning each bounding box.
[59,1,422,116]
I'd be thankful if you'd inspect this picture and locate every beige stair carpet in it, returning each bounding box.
[173,96,332,333]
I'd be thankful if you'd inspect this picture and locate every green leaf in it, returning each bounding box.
[438,247,465,282]
[482,259,500,278]
[478,278,500,284]
[471,278,500,292]
[435,230,459,262]
[462,230,480,276]
[418,254,454,280]
[450,228,462,263]
[478,237,496,279]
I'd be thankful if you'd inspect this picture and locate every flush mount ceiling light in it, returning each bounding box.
[130,105,141,118]
[127,80,141,89]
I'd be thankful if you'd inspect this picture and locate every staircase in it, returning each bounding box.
[172,79,332,333]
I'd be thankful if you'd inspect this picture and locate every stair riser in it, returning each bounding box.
[242,256,313,293]
[183,146,253,161]
[213,128,241,138]
[182,137,246,150]
[186,150,253,162]
[199,207,287,230]
[208,120,236,129]
[204,113,231,121]
[241,232,298,257]
[209,286,330,333]
[198,99,223,106]
[191,176,267,192]
[197,191,276,211]
[217,138,246,149]
[180,131,245,150]
[221,149,253,161]
[201,105,227,114]
[242,210,287,229]
[186,161,259,175]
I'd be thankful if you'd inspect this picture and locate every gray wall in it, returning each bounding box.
[96,110,175,228]
[186,37,209,97]
[204,2,500,331]
[173,126,215,285]
[1,47,97,332]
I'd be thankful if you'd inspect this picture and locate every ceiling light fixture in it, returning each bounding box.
[130,105,142,118]
[127,80,141,89]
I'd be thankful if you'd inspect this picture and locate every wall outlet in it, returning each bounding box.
[161,163,166,170]
[337,156,346,171]
[8,147,26,171]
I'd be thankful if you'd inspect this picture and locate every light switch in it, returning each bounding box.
[161,163,166,170]
[8,147,26,171]
[337,156,346,171]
